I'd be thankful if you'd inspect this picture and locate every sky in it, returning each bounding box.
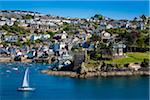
[0,0,149,19]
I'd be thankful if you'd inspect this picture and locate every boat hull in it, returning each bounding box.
[17,87,35,91]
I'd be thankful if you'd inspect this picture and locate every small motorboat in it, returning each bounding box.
[6,70,11,73]
[12,67,18,71]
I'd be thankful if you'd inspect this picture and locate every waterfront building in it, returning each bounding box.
[112,43,126,57]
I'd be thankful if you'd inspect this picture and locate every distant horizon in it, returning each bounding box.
[0,1,149,20]
[0,9,149,19]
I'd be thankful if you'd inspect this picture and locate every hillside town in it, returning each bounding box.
[0,10,149,75]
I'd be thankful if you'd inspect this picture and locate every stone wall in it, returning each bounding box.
[73,52,85,71]
[41,69,150,79]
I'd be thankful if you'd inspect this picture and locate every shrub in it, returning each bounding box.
[141,59,149,67]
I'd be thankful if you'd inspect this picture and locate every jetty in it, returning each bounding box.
[41,69,150,79]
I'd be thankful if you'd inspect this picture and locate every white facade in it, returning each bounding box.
[106,24,113,29]
[6,21,14,26]
[0,21,6,26]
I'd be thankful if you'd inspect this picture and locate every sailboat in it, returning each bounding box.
[18,67,35,91]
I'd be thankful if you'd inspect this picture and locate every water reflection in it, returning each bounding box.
[22,92,30,98]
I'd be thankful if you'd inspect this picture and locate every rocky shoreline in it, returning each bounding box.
[41,70,150,78]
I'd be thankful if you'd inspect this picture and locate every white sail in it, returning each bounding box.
[22,68,29,87]
[18,67,35,91]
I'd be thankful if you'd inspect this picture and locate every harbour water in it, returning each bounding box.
[0,63,149,100]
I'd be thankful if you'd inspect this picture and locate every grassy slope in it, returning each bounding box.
[105,52,150,64]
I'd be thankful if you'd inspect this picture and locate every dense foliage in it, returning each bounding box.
[105,28,149,47]
[1,24,29,35]
[22,14,34,19]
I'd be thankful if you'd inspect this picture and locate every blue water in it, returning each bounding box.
[0,62,149,100]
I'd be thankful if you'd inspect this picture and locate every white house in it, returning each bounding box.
[42,34,51,39]
[101,31,111,39]
[30,34,50,41]
[6,20,14,26]
[54,31,67,40]
[18,19,25,23]
[1,17,7,21]
[61,33,67,39]
[112,43,126,57]
[62,20,71,23]
[10,18,16,21]
[59,42,66,50]
[5,36,18,42]
[106,24,113,29]
[0,21,6,26]
[19,23,28,27]
[30,34,42,41]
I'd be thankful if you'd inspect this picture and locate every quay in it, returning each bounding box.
[0,56,50,63]
[41,70,150,79]
[0,56,13,62]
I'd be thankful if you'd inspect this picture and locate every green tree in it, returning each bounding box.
[140,14,146,22]
[93,14,104,20]
[47,31,57,38]
[141,59,149,68]
[91,34,101,42]
[136,37,145,47]
[98,15,104,20]
[22,14,33,19]
[2,24,28,35]
[35,39,42,43]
